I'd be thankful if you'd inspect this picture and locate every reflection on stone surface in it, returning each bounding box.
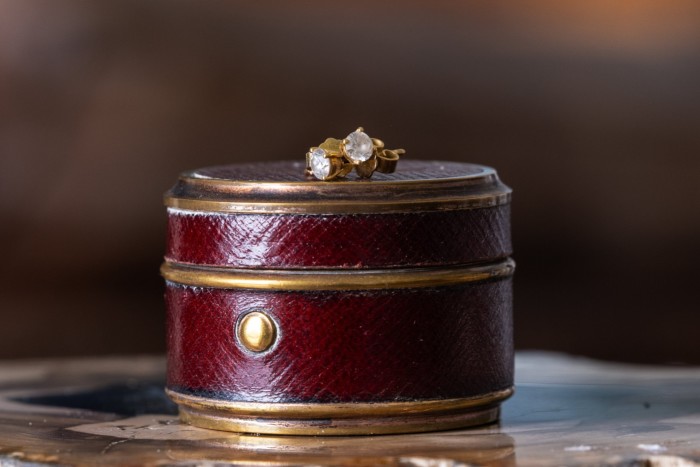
[71,415,515,465]
[1,353,700,465]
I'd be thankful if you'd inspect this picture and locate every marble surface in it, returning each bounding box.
[0,352,699,466]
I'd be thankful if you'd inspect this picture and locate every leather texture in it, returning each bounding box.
[164,161,514,405]
[166,205,511,269]
[166,278,513,403]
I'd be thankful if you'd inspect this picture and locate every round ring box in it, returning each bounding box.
[162,160,514,436]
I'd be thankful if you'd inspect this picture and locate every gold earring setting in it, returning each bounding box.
[306,127,405,181]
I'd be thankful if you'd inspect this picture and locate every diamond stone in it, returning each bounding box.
[310,148,331,180]
[344,130,373,163]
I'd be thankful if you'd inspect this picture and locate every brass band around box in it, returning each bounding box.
[306,127,405,181]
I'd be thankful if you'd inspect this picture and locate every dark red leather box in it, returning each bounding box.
[162,160,514,435]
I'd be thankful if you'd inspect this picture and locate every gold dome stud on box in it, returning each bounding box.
[237,311,277,353]
[306,127,405,181]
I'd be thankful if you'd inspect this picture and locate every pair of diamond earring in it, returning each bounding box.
[306,127,405,181]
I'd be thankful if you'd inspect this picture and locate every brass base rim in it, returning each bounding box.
[168,387,513,436]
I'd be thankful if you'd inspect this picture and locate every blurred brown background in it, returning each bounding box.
[0,0,698,362]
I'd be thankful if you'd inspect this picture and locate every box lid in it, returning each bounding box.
[164,160,512,269]
[165,160,510,215]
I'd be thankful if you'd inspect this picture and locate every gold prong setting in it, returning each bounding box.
[307,148,332,180]
[343,127,374,163]
[306,126,405,181]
